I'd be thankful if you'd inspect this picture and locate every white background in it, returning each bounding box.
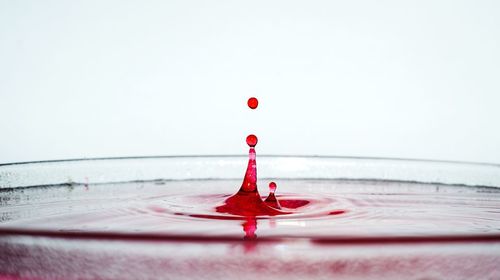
[1,1,499,164]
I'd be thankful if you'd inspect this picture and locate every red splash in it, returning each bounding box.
[215,137,288,216]
[264,182,282,209]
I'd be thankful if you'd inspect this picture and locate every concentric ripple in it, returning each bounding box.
[1,179,500,241]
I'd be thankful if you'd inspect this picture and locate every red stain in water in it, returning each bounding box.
[329,210,347,215]
[279,199,310,209]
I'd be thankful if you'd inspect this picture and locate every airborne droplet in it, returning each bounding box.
[246,134,258,147]
[247,97,258,109]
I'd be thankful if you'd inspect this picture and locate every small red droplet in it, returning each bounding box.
[269,182,277,193]
[246,134,258,147]
[247,97,258,109]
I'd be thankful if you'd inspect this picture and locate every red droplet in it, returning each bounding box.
[269,182,277,193]
[246,134,258,147]
[264,182,281,209]
[247,97,258,109]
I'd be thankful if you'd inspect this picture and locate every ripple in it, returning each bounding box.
[1,179,500,241]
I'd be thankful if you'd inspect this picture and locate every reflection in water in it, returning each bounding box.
[242,217,257,240]
[242,217,258,253]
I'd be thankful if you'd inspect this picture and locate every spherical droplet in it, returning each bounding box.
[246,134,258,147]
[269,182,277,193]
[247,97,258,109]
